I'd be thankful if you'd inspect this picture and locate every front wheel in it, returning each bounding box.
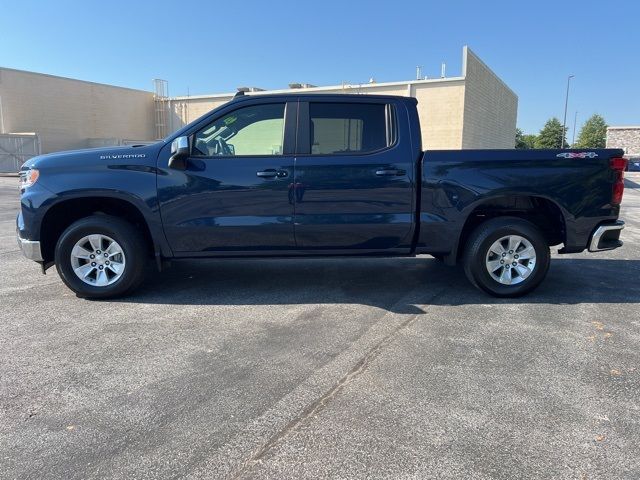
[55,215,148,299]
[463,217,550,298]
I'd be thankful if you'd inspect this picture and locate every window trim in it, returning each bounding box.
[189,101,296,159]
[296,101,398,157]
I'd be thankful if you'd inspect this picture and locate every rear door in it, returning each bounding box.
[293,98,415,252]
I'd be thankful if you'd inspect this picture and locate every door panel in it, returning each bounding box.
[293,100,415,251]
[157,101,297,254]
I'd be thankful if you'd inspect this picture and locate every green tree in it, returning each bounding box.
[574,114,607,148]
[516,128,537,149]
[535,117,566,149]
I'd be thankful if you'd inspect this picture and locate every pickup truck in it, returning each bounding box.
[17,93,627,299]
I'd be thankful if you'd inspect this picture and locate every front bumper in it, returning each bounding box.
[17,230,43,261]
[588,220,625,252]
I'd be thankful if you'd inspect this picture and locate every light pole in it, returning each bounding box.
[561,74,574,148]
[572,111,578,146]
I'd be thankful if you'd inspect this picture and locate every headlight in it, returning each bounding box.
[19,168,40,190]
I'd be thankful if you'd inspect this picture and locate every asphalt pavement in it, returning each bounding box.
[1,174,639,479]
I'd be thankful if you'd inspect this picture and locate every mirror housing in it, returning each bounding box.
[168,136,189,169]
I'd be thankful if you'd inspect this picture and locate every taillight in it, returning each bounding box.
[611,157,627,205]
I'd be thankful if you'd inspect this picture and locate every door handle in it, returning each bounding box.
[257,169,288,178]
[375,168,406,176]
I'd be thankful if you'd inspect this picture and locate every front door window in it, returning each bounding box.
[193,103,285,157]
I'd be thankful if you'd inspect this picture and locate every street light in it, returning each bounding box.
[572,111,579,146]
[561,74,574,148]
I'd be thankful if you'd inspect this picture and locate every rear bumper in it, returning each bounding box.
[17,230,43,261]
[588,220,624,252]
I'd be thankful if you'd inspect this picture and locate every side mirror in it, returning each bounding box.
[168,136,189,170]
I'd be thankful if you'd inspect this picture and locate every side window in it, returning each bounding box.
[193,103,285,157]
[309,102,392,155]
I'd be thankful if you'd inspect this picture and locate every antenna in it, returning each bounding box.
[441,63,446,78]
[416,66,422,80]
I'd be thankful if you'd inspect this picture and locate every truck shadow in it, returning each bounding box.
[122,257,640,313]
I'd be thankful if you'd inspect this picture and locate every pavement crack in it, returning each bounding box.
[228,283,451,480]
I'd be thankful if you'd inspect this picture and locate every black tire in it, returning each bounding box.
[55,215,148,299]
[463,217,550,298]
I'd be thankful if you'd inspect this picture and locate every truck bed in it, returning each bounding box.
[416,148,624,258]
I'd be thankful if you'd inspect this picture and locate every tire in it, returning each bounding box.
[55,215,148,299]
[463,217,550,298]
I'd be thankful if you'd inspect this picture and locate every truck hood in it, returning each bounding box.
[22,143,164,170]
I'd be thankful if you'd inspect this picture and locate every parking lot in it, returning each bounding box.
[1,174,639,479]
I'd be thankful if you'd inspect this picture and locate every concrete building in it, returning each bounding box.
[0,68,155,154]
[168,47,517,150]
[606,126,640,157]
[0,46,517,166]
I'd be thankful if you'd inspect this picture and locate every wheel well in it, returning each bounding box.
[39,197,155,264]
[456,196,565,261]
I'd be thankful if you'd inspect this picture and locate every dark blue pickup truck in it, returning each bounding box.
[17,94,627,298]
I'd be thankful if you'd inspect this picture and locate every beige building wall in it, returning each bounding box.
[169,80,469,150]
[0,67,156,153]
[413,81,465,149]
[461,47,518,149]
[0,47,516,155]
[168,47,516,150]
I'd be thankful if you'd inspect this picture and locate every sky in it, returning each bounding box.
[1,0,638,137]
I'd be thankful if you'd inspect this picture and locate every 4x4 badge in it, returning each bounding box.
[556,152,598,158]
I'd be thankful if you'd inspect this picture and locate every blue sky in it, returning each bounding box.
[1,0,638,136]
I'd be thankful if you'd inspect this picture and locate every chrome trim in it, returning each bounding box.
[588,221,625,252]
[17,232,43,261]
[171,135,189,154]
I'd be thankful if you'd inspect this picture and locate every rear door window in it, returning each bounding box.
[308,103,393,155]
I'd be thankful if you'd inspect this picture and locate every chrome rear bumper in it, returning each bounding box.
[588,221,625,252]
[17,231,43,261]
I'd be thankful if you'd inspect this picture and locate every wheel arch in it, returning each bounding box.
[451,194,567,264]
[39,195,161,268]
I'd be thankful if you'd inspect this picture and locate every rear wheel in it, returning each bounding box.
[463,217,550,297]
[55,215,148,299]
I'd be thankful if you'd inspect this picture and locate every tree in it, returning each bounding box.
[535,117,566,149]
[575,114,607,148]
[516,128,537,149]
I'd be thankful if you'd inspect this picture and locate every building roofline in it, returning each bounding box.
[607,126,640,130]
[0,66,153,95]
[169,76,465,101]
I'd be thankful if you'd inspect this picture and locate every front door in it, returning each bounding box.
[293,99,415,252]
[157,100,297,254]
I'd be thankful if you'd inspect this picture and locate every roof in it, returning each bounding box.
[228,92,419,103]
